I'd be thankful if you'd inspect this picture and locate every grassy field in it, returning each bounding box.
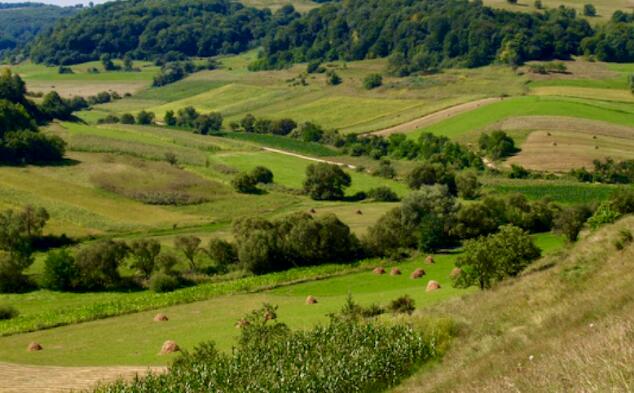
[412,96,634,140]
[482,177,619,204]
[0,231,563,367]
[1,61,159,97]
[394,216,634,393]
[483,0,633,22]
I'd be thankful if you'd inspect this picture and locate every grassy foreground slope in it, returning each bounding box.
[395,217,634,393]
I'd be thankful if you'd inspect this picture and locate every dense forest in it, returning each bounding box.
[0,3,79,58]
[14,0,634,71]
[28,0,286,65]
[251,0,595,74]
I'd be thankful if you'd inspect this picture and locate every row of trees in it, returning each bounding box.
[571,158,634,184]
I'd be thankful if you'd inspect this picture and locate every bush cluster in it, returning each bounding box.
[230,212,361,274]
[231,166,274,194]
[571,158,634,184]
[165,106,223,135]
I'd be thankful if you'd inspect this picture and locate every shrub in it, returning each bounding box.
[456,171,481,200]
[174,236,201,272]
[363,73,383,89]
[74,240,129,290]
[303,163,351,200]
[41,248,78,291]
[554,205,593,242]
[0,304,18,320]
[372,160,396,179]
[205,239,238,270]
[509,164,530,179]
[389,295,415,315]
[164,110,176,126]
[326,69,342,85]
[453,225,541,289]
[120,113,135,124]
[406,162,456,194]
[583,4,596,16]
[367,186,399,202]
[251,166,274,184]
[129,239,161,279]
[479,131,518,160]
[231,172,259,194]
[587,201,621,230]
[136,110,155,125]
[149,271,180,293]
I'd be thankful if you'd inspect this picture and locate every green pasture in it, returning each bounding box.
[0,255,467,366]
[411,96,634,140]
[4,61,159,82]
[206,150,409,196]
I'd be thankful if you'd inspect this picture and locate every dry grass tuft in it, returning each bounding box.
[394,216,634,393]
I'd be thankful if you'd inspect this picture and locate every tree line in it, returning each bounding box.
[21,0,634,72]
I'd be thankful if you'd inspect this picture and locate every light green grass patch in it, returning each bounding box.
[412,96,634,140]
[208,150,408,196]
[482,177,618,204]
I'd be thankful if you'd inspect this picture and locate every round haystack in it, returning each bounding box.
[27,342,42,352]
[356,210,363,215]
[410,268,425,279]
[306,295,318,305]
[373,267,386,275]
[426,280,441,292]
[390,267,402,276]
[160,340,180,355]
[153,313,169,322]
[425,255,435,264]
[449,267,462,279]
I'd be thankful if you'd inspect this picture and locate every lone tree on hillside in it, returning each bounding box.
[303,163,351,200]
[174,235,201,272]
[453,225,541,290]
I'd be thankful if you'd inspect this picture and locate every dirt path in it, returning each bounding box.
[0,362,165,393]
[262,147,356,169]
[368,97,504,137]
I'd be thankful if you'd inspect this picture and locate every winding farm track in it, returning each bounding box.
[368,97,504,137]
[0,362,164,393]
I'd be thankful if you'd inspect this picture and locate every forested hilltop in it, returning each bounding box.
[21,0,634,71]
[29,0,285,65]
[0,2,79,58]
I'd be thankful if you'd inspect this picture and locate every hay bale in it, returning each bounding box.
[159,340,180,355]
[425,255,434,264]
[426,280,441,292]
[306,295,318,304]
[27,342,42,352]
[153,313,169,322]
[390,267,402,276]
[356,210,363,215]
[373,267,386,275]
[309,208,316,214]
[410,268,426,279]
[449,267,462,279]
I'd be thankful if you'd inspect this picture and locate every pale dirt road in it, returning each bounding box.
[262,147,356,169]
[368,97,504,137]
[0,362,165,393]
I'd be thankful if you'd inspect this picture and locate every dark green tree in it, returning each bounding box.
[303,163,351,200]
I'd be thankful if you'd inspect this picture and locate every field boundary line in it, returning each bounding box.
[367,97,505,137]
